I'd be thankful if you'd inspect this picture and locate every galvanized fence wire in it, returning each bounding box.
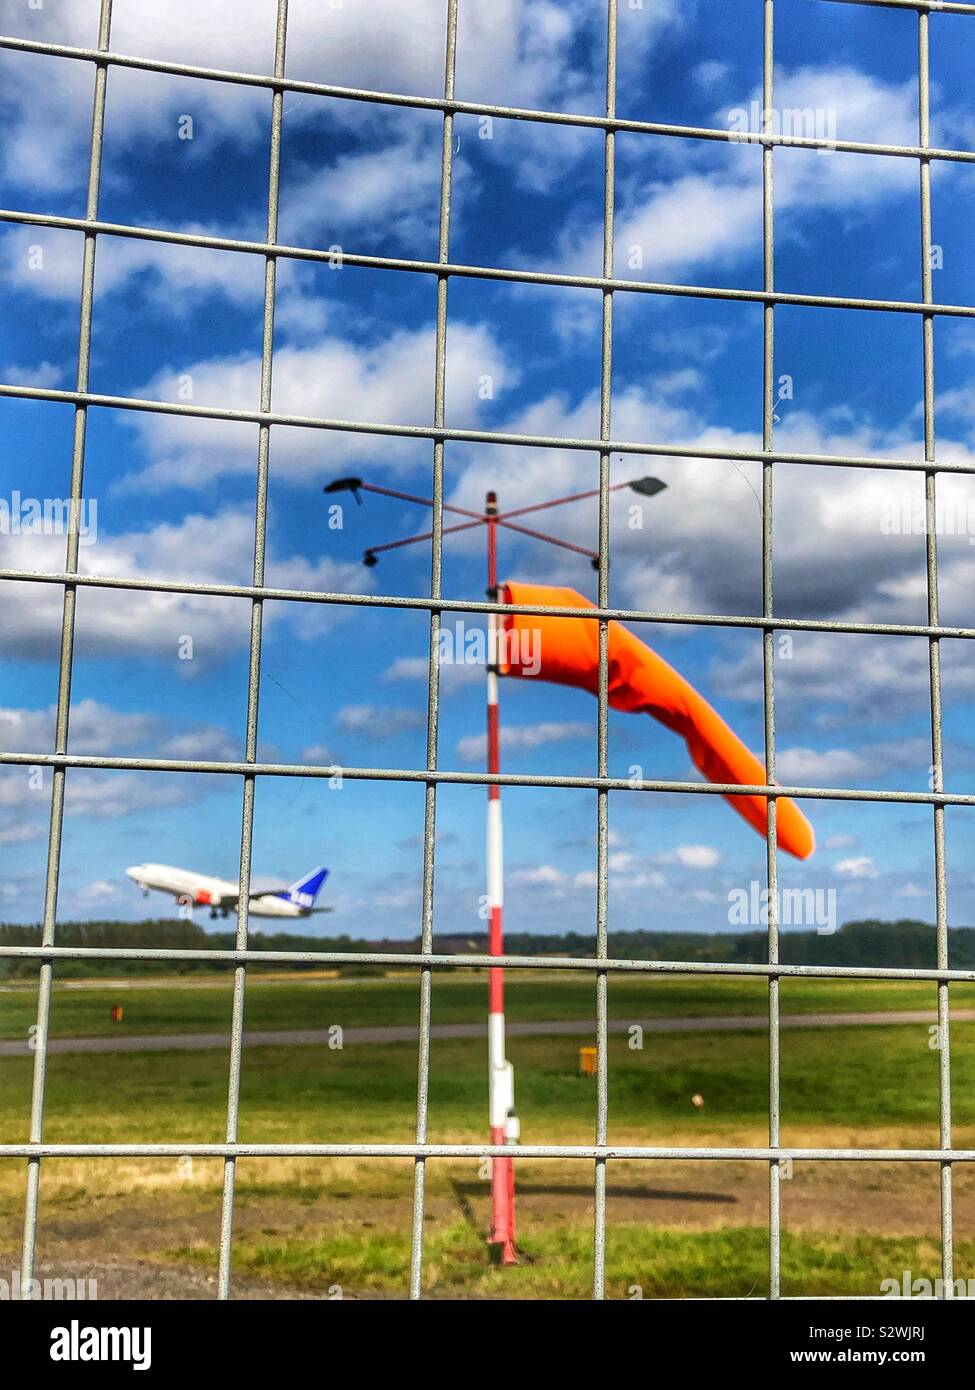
[0,0,972,1300]
[762,0,782,1297]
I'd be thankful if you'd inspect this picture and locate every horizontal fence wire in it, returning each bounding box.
[0,0,972,1300]
[6,379,975,475]
[10,373,975,475]
[6,210,975,317]
[4,749,975,807]
[0,947,973,982]
[0,1144,974,1161]
[0,15,972,155]
[6,573,975,639]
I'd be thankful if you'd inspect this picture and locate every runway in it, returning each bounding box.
[0,1007,967,1055]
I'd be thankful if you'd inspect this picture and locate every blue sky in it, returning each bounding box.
[2,0,975,940]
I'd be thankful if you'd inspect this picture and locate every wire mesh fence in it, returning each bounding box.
[0,0,973,1300]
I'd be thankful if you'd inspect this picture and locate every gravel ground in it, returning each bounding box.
[12,1259,336,1300]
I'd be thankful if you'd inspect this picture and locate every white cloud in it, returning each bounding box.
[694,60,730,90]
[0,360,66,388]
[670,843,720,869]
[776,747,876,784]
[0,225,266,307]
[557,66,925,282]
[0,821,46,844]
[383,654,486,695]
[0,698,237,760]
[511,863,568,887]
[457,719,591,762]
[614,869,667,891]
[0,508,368,660]
[835,855,879,880]
[335,704,425,737]
[77,878,126,905]
[0,699,154,756]
[561,172,762,281]
[72,348,975,674]
[273,279,333,343]
[524,857,666,896]
[444,382,975,632]
[120,321,512,487]
[372,884,421,910]
[0,767,207,820]
[604,863,667,892]
[0,47,943,353]
[300,742,337,764]
[39,366,932,690]
[153,726,240,761]
[279,128,447,250]
[824,833,858,850]
[772,64,920,161]
[776,738,975,787]
[383,657,429,682]
[0,0,666,195]
[714,630,975,730]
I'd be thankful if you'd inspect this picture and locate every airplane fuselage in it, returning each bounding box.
[125,863,320,919]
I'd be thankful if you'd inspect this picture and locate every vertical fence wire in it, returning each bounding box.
[215,0,289,1301]
[916,7,954,1295]
[407,0,458,1301]
[19,0,114,1293]
[760,0,782,1302]
[592,0,618,1302]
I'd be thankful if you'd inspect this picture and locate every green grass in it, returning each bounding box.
[0,970,967,1041]
[2,976,971,1299]
[0,1022,971,1146]
[172,1222,975,1299]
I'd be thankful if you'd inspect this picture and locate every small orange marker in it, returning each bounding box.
[579,1046,598,1077]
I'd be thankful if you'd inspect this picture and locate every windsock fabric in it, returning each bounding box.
[500,582,814,860]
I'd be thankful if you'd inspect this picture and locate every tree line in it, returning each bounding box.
[0,917,970,978]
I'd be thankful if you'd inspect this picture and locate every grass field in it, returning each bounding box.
[0,967,969,1039]
[1,971,972,1298]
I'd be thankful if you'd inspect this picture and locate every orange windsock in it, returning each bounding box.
[500,582,814,860]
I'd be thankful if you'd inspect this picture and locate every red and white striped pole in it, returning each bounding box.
[486,489,517,1265]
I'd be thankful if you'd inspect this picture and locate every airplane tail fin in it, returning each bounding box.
[285,866,329,909]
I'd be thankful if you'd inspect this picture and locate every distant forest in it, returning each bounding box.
[0,918,970,978]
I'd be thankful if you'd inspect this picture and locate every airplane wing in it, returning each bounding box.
[201,876,246,907]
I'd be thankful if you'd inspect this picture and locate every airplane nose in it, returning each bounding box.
[124,866,142,879]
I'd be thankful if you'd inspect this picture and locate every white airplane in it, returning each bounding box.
[125,862,332,920]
